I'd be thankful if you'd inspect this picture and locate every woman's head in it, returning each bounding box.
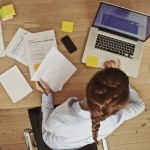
[86,68,129,143]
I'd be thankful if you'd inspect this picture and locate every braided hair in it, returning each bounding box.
[86,68,129,143]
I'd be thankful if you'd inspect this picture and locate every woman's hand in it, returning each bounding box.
[104,59,121,69]
[35,79,51,94]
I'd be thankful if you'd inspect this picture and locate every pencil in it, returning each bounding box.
[38,81,48,96]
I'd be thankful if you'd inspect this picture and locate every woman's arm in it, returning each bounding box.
[42,93,54,122]
[35,79,54,133]
[121,86,145,120]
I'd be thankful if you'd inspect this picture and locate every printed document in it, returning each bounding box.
[5,28,32,66]
[0,22,5,57]
[31,47,77,92]
[0,65,33,103]
[25,30,57,77]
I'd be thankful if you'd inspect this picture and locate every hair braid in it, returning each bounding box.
[86,68,129,143]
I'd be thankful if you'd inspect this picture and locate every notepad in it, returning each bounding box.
[31,47,77,92]
[0,65,33,103]
[86,56,98,68]
[2,4,15,18]
[62,21,74,33]
[0,6,14,21]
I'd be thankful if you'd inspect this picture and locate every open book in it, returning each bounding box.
[31,47,77,92]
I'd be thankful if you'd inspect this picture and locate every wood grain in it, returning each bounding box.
[0,0,150,149]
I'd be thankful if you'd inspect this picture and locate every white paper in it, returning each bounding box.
[31,47,77,92]
[5,28,32,66]
[0,22,5,57]
[25,30,57,77]
[0,65,33,103]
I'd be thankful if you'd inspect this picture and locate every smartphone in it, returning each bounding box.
[61,35,77,53]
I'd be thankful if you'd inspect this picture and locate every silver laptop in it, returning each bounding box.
[82,2,150,78]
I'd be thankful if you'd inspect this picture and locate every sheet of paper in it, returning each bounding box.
[31,47,77,92]
[62,21,74,33]
[5,28,32,66]
[25,30,57,77]
[86,56,98,67]
[0,22,5,57]
[0,65,33,103]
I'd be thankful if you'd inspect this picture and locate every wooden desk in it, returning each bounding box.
[0,0,150,109]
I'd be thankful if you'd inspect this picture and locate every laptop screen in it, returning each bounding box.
[93,2,150,41]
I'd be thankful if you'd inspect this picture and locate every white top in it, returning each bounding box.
[41,86,145,150]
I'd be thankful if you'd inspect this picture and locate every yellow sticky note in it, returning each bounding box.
[2,4,15,18]
[34,64,40,71]
[62,21,74,33]
[86,56,98,68]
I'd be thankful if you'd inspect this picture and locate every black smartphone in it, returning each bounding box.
[61,35,77,53]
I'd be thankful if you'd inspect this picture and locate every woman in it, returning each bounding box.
[35,60,145,150]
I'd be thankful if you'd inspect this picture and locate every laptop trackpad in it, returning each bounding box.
[103,54,118,67]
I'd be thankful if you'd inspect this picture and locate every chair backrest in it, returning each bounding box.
[28,106,99,150]
[28,107,52,150]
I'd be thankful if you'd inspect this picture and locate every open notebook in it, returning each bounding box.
[31,47,77,92]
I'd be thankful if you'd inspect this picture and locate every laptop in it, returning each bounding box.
[82,2,150,78]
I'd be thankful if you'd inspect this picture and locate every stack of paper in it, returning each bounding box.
[0,65,33,103]
[25,30,57,77]
[5,28,58,71]
[0,22,5,57]
[0,4,15,21]
[31,47,77,92]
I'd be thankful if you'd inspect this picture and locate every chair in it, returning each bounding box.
[24,107,108,150]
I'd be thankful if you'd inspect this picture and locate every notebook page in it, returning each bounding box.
[31,47,77,92]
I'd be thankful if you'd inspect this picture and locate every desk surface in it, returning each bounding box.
[0,0,150,109]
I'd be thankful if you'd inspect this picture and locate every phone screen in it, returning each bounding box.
[61,35,77,53]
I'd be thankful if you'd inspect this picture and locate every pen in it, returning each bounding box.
[38,81,48,96]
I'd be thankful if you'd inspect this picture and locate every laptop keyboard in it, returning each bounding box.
[101,13,138,35]
[95,34,135,59]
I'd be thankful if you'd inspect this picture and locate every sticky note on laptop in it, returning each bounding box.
[2,4,15,18]
[0,65,33,103]
[86,56,98,68]
[62,21,74,33]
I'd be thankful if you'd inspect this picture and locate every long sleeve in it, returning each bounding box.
[41,93,54,134]
[120,85,145,121]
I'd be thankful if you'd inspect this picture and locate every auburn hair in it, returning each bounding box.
[86,68,129,143]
